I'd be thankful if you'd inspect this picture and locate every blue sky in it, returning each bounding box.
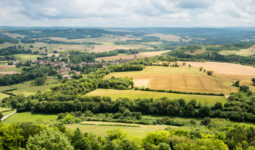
[0,0,255,27]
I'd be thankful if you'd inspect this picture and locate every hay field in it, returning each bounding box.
[106,66,238,94]
[86,89,227,105]
[182,61,255,76]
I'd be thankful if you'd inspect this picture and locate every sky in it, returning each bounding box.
[0,0,255,27]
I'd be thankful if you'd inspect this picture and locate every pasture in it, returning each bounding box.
[106,66,237,94]
[3,112,58,124]
[14,54,40,61]
[0,76,59,98]
[66,121,169,137]
[219,44,255,56]
[86,89,227,105]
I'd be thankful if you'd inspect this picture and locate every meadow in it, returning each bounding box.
[66,122,169,137]
[14,54,40,61]
[219,44,255,56]
[106,66,238,94]
[0,76,59,98]
[86,89,227,105]
[3,112,58,124]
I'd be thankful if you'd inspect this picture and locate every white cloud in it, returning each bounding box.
[0,0,254,27]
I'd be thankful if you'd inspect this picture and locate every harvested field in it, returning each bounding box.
[0,65,21,75]
[181,61,255,76]
[92,44,146,52]
[106,66,238,94]
[86,89,227,105]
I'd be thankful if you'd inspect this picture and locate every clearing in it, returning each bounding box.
[86,89,227,105]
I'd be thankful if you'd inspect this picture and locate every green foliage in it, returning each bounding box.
[207,70,213,76]
[31,77,46,86]
[252,78,255,86]
[26,128,74,150]
[233,80,240,87]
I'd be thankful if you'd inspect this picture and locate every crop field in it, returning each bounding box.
[0,65,21,76]
[0,77,59,98]
[92,43,147,52]
[66,121,170,137]
[96,50,169,61]
[3,112,58,124]
[106,66,237,94]
[86,89,227,105]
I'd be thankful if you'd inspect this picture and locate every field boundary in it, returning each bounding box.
[134,87,225,96]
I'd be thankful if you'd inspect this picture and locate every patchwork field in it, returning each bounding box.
[106,66,238,94]
[0,65,21,76]
[86,89,227,105]
[96,50,169,61]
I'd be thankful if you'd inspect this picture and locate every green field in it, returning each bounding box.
[0,76,59,98]
[66,122,170,137]
[86,89,227,105]
[3,112,58,124]
[14,54,40,61]
[0,93,8,100]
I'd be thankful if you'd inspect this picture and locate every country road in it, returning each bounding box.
[1,111,16,121]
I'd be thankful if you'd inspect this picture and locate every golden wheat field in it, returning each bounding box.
[106,66,243,94]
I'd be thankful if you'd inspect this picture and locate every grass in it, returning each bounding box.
[14,54,40,61]
[0,65,21,73]
[0,107,11,112]
[0,76,59,99]
[106,66,236,94]
[86,89,227,105]
[3,112,58,124]
[66,122,169,137]
[0,93,9,100]
[219,45,255,56]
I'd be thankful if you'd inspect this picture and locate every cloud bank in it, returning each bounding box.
[0,0,254,27]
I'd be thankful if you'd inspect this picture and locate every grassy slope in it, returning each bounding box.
[86,89,227,105]
[0,76,59,98]
[3,112,58,124]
